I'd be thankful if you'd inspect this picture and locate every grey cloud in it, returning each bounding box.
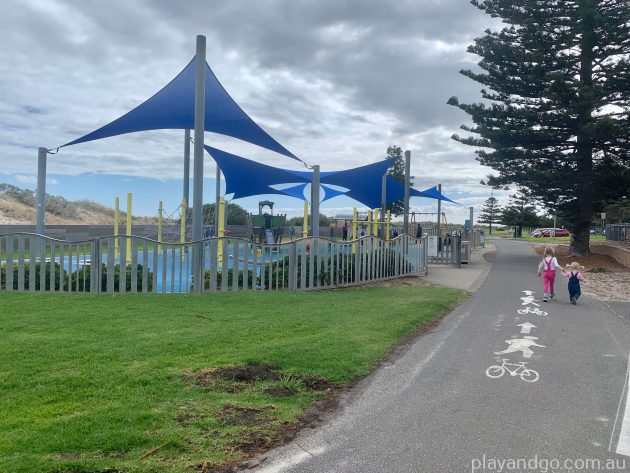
[0,0,499,206]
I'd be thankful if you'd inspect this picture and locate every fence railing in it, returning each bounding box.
[605,224,630,243]
[0,233,427,294]
[427,234,461,265]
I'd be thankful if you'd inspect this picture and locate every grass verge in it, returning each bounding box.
[0,284,463,472]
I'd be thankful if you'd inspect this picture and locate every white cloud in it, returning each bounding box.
[0,0,501,223]
[15,174,36,185]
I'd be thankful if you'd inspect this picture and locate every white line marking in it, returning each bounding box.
[611,349,630,455]
[517,322,537,334]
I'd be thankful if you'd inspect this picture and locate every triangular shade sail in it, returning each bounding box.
[276,184,308,200]
[204,146,458,207]
[205,146,305,199]
[416,185,458,204]
[275,183,346,202]
[63,58,299,161]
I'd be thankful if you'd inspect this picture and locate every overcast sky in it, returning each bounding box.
[0,0,509,221]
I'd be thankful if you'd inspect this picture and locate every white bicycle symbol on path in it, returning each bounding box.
[517,307,547,316]
[486,359,540,383]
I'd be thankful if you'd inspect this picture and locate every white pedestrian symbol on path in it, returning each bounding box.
[495,336,545,359]
[520,296,539,306]
[522,290,534,296]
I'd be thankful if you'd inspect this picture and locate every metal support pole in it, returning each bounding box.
[114,197,120,257]
[158,200,163,247]
[36,147,47,236]
[381,173,387,237]
[183,129,191,210]
[192,35,206,292]
[215,164,221,234]
[126,192,132,264]
[311,165,320,237]
[403,150,410,235]
[436,184,442,241]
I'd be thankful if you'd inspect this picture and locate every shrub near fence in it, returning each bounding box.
[1,233,426,294]
[0,262,153,292]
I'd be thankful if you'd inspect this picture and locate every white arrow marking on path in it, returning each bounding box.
[517,322,537,335]
[522,290,534,296]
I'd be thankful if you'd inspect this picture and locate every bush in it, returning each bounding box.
[1,262,66,291]
[0,262,153,292]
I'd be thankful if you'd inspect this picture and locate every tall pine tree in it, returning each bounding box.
[385,145,414,216]
[478,194,502,234]
[448,0,630,254]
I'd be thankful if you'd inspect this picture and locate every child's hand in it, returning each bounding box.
[537,272,541,277]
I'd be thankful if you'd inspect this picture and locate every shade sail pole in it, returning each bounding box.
[192,35,206,292]
[183,129,191,210]
[36,147,47,236]
[381,173,387,237]
[311,165,320,237]
[437,183,442,241]
[215,164,221,234]
[403,150,410,235]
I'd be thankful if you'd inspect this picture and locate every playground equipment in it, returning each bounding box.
[303,201,309,238]
[248,200,286,244]
[350,207,391,240]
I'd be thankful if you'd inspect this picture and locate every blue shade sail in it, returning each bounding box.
[321,185,347,202]
[204,146,457,206]
[62,58,299,161]
[416,185,459,204]
[205,146,307,199]
[276,184,348,202]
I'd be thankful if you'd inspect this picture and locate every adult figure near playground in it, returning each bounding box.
[416,224,423,239]
[342,221,348,241]
[289,224,296,241]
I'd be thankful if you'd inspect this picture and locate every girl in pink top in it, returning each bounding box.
[537,247,564,302]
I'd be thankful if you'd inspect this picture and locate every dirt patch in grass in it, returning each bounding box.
[184,364,336,394]
[220,405,274,426]
[360,276,429,289]
[301,376,336,392]
[55,452,83,460]
[217,364,281,382]
[264,387,296,397]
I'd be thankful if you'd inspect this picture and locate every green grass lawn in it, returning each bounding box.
[0,284,463,473]
[514,234,606,242]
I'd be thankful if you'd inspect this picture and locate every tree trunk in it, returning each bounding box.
[569,0,596,256]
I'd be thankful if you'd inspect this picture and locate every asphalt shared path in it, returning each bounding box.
[251,239,630,473]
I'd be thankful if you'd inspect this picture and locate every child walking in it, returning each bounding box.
[562,262,587,305]
[537,247,564,302]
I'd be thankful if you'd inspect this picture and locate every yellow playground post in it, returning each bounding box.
[373,208,379,236]
[386,210,391,241]
[180,198,186,244]
[302,201,309,238]
[218,197,226,260]
[114,196,119,258]
[157,201,163,247]
[352,208,358,240]
[126,192,132,264]
[367,210,373,237]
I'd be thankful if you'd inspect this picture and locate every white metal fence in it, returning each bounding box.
[0,233,427,294]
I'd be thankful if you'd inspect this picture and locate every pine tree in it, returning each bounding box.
[478,195,502,234]
[500,191,541,235]
[448,0,630,255]
[386,145,414,216]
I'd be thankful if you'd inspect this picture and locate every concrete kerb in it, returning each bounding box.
[423,241,496,293]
